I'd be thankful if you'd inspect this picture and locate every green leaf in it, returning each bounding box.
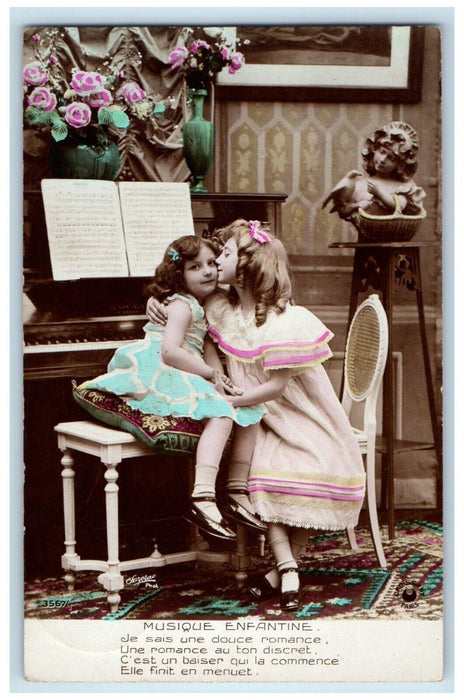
[49,113,68,141]
[153,103,166,115]
[110,109,130,129]
[49,111,65,127]
[51,122,68,142]
[25,106,51,126]
[97,108,113,126]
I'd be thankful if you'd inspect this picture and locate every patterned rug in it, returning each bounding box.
[24,520,443,622]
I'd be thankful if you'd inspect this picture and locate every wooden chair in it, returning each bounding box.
[341,293,389,568]
[55,387,255,613]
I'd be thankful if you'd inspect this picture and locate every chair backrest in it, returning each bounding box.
[342,294,388,413]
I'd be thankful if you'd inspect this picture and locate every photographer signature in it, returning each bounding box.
[125,574,159,589]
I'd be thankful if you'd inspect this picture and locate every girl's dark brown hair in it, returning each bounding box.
[217,219,293,327]
[144,235,219,301]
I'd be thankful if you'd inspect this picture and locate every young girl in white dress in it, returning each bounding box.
[79,235,265,541]
[147,220,366,611]
[209,221,366,609]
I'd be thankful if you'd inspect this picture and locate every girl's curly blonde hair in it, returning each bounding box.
[217,219,293,327]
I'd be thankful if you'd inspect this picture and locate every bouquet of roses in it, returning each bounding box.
[168,27,246,90]
[23,29,173,142]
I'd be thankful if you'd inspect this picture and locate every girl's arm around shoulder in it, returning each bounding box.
[161,299,215,380]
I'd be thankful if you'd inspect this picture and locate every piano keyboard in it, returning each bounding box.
[24,316,147,380]
[25,338,136,354]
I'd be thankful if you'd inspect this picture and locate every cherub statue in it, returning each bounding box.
[322,121,426,221]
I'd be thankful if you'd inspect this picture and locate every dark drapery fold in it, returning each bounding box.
[23,26,191,186]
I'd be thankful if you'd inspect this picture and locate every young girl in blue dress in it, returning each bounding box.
[79,235,264,541]
[147,220,366,611]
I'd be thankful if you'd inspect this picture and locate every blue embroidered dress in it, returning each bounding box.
[80,293,264,427]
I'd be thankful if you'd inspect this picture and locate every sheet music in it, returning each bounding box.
[41,180,129,280]
[118,182,195,276]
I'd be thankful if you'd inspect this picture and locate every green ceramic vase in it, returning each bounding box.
[49,126,122,180]
[182,88,214,194]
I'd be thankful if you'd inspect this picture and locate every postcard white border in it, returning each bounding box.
[24,619,443,684]
[9,3,455,695]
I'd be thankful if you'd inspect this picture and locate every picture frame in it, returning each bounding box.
[216,25,425,103]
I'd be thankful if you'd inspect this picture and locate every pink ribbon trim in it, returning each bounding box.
[207,326,332,361]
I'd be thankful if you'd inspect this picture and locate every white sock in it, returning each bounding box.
[269,525,299,593]
[227,460,253,511]
[264,568,280,589]
[280,569,299,594]
[192,465,223,524]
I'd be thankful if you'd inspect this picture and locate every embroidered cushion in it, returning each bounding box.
[72,381,203,454]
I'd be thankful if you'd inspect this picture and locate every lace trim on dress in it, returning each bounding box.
[257,515,361,531]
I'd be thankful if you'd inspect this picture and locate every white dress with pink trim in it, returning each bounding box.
[205,292,366,531]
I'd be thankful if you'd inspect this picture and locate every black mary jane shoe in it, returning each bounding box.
[248,574,279,602]
[280,589,300,612]
[279,568,300,612]
[185,497,237,541]
[222,490,268,533]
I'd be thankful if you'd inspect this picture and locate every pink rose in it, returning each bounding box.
[64,102,92,128]
[221,48,229,60]
[168,46,188,70]
[71,71,104,96]
[85,89,113,108]
[119,82,146,104]
[49,55,57,65]
[190,40,210,53]
[27,87,57,112]
[228,52,245,74]
[23,61,48,87]
[32,35,40,42]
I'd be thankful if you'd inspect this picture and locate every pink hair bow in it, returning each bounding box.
[247,220,270,244]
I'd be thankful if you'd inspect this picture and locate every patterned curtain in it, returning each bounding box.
[23,26,190,188]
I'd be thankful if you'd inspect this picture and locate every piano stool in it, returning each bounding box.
[55,420,256,613]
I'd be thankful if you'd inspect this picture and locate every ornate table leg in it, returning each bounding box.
[411,249,443,512]
[60,447,79,591]
[97,462,124,613]
[383,250,396,540]
[230,524,251,583]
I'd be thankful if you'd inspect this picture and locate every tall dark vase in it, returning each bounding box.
[49,126,121,180]
[182,88,214,194]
